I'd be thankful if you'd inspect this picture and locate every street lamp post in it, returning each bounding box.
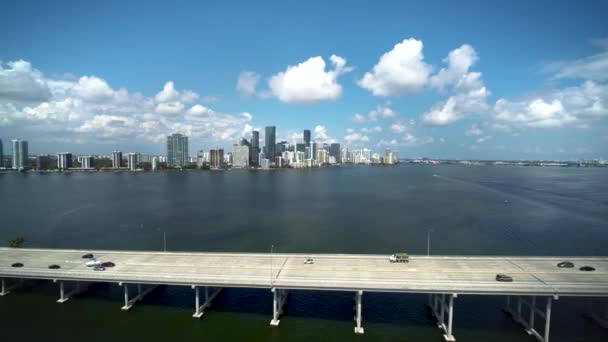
[427,228,434,256]
[163,231,167,252]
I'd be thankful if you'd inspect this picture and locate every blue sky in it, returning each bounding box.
[1,0,607,160]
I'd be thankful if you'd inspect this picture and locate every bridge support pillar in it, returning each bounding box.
[120,283,157,311]
[585,298,608,329]
[192,286,222,318]
[270,288,288,326]
[54,280,85,303]
[0,278,8,296]
[428,293,457,341]
[354,290,364,334]
[505,295,557,342]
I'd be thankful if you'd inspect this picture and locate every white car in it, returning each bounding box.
[86,258,102,267]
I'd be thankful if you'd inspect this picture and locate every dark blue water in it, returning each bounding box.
[0,164,607,341]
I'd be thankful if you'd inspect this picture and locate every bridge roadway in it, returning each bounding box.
[1,248,608,341]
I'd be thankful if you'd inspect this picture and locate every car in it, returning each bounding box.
[11,262,24,268]
[304,258,314,265]
[82,253,94,259]
[93,266,106,271]
[101,262,115,267]
[48,264,61,269]
[579,266,595,272]
[557,261,574,268]
[496,274,513,282]
[85,258,102,267]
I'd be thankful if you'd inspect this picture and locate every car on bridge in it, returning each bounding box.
[389,253,409,263]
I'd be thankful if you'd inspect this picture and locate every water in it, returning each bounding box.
[0,164,607,341]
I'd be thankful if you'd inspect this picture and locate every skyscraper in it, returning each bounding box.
[232,143,250,168]
[57,152,73,170]
[81,156,93,169]
[311,141,317,161]
[330,143,341,163]
[36,155,50,170]
[209,148,224,169]
[12,139,28,170]
[303,129,311,147]
[250,130,260,167]
[167,133,189,168]
[265,126,276,159]
[0,138,3,167]
[127,153,138,170]
[112,151,123,168]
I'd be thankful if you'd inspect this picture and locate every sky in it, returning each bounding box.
[1,0,607,160]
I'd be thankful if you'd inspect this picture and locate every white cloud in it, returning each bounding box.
[390,123,409,133]
[378,133,434,147]
[476,135,492,143]
[236,71,260,97]
[358,38,431,96]
[492,81,607,128]
[0,60,51,102]
[314,125,335,143]
[551,52,608,82]
[344,132,369,143]
[0,59,255,151]
[155,81,199,103]
[430,44,478,90]
[352,104,396,123]
[268,54,352,104]
[361,126,383,133]
[465,123,483,136]
[422,97,459,126]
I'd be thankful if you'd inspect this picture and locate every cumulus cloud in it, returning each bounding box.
[430,44,478,90]
[550,52,608,82]
[0,60,52,102]
[0,59,255,151]
[313,125,335,143]
[361,126,383,133]
[378,132,434,148]
[266,55,352,104]
[465,123,483,136]
[344,132,369,143]
[358,38,432,96]
[351,104,396,123]
[236,71,260,97]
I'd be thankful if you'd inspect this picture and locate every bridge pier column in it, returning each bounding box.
[585,298,608,329]
[192,286,222,318]
[0,278,8,296]
[428,293,457,341]
[55,280,83,303]
[505,295,556,342]
[120,283,157,311]
[354,290,364,334]
[270,288,288,326]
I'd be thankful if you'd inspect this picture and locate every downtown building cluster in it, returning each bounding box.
[0,129,398,172]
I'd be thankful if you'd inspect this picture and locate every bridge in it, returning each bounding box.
[1,248,607,341]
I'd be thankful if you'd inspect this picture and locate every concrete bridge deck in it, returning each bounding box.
[1,248,607,341]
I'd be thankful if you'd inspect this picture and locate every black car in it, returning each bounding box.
[579,266,595,272]
[557,261,574,268]
[11,262,24,268]
[496,274,513,282]
[82,253,94,259]
[101,262,115,268]
[48,264,61,269]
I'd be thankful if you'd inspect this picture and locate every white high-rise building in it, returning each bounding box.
[57,152,72,170]
[127,153,138,170]
[12,139,28,170]
[81,156,93,169]
[166,133,189,168]
[152,157,158,171]
[317,149,328,164]
[232,144,250,168]
[112,150,122,168]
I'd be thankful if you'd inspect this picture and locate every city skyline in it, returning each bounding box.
[1,1,607,160]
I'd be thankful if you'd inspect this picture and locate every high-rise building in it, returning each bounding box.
[112,151,123,168]
[0,138,3,167]
[383,149,398,165]
[303,129,311,147]
[317,149,329,164]
[311,141,317,161]
[275,140,288,156]
[152,157,158,171]
[232,143,250,168]
[36,155,50,170]
[127,153,138,170]
[275,156,283,168]
[250,130,260,167]
[209,148,224,169]
[57,152,73,170]
[81,156,93,169]
[12,139,28,170]
[330,143,341,163]
[265,126,276,159]
[167,133,189,168]
[260,158,270,170]
[296,143,305,153]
